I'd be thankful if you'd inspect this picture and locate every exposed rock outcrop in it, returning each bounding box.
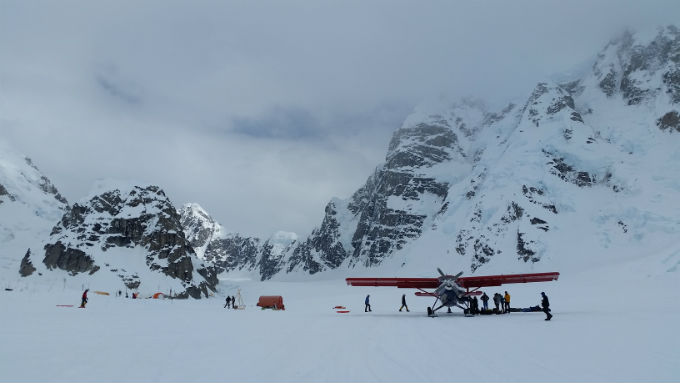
[25,185,217,298]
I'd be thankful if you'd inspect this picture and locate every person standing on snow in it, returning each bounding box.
[232,296,236,309]
[504,291,511,313]
[224,296,231,309]
[493,293,501,312]
[365,294,372,312]
[541,292,552,321]
[80,289,89,308]
[481,292,489,311]
[472,296,479,314]
[399,294,409,312]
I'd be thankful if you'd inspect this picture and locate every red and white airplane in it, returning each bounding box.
[346,268,559,316]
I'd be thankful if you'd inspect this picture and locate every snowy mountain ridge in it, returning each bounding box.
[4,26,679,288]
[178,203,298,280]
[0,141,69,282]
[183,25,680,280]
[19,184,218,298]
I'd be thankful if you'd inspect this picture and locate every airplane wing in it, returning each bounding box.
[345,278,440,289]
[456,272,559,288]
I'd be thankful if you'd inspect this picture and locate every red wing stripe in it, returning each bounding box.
[346,278,439,289]
[414,292,437,297]
[457,272,559,288]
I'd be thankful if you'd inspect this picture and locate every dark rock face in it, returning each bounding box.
[0,183,8,198]
[545,153,594,188]
[287,200,347,273]
[341,121,457,267]
[599,70,618,96]
[37,186,216,298]
[523,82,577,127]
[663,70,680,103]
[204,235,260,273]
[516,232,539,262]
[284,101,516,274]
[258,241,288,280]
[0,183,17,204]
[657,111,680,132]
[178,204,299,281]
[43,242,98,275]
[19,249,36,277]
[594,26,680,105]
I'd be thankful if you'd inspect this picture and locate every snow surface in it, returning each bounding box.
[0,140,67,281]
[1,254,678,382]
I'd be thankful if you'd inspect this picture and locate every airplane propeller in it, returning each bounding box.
[437,267,463,280]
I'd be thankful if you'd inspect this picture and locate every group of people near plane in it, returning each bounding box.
[469,291,511,314]
[469,291,552,319]
[364,290,553,320]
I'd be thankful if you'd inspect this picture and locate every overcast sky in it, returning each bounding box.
[1,0,678,237]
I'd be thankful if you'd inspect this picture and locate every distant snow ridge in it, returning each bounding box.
[178,203,297,281]
[195,26,680,279]
[21,185,218,298]
[0,142,68,279]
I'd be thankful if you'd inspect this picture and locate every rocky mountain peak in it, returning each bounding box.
[0,143,69,278]
[21,184,217,298]
[178,202,223,260]
[593,25,680,105]
[521,82,582,128]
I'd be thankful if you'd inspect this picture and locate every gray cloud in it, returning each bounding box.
[1,0,679,236]
[95,66,144,106]
[232,107,320,139]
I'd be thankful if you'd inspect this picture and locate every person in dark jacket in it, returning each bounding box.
[481,292,489,311]
[232,296,236,309]
[80,289,89,308]
[365,294,372,312]
[399,293,409,312]
[541,292,552,321]
[468,296,477,314]
[493,293,501,312]
[224,296,231,309]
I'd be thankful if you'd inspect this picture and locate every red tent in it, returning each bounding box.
[257,296,285,310]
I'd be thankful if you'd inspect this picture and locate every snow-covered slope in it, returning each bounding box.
[214,25,679,280]
[20,183,218,298]
[372,25,680,277]
[0,141,68,284]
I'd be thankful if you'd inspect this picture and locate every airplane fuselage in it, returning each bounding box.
[434,278,467,308]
